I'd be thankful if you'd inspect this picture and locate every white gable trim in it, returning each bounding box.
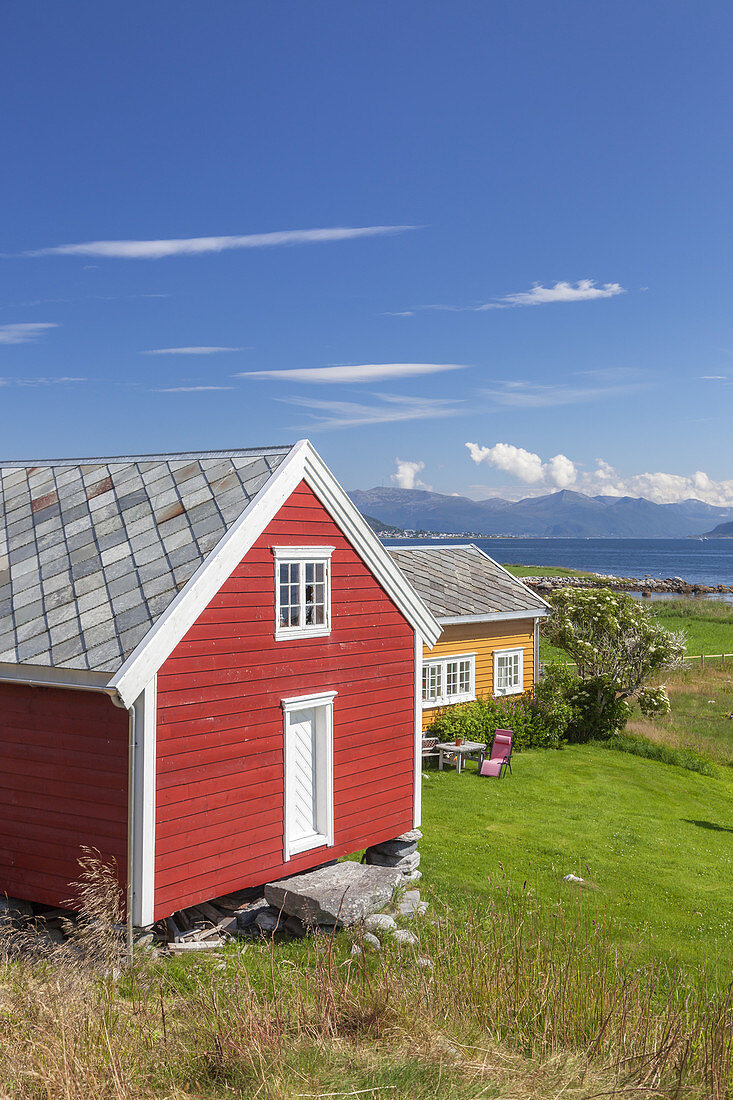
[109,440,440,708]
[438,609,548,626]
[302,447,441,649]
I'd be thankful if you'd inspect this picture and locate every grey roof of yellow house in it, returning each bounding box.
[0,446,294,673]
[387,544,549,621]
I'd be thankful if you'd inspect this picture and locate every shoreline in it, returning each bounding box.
[522,573,732,597]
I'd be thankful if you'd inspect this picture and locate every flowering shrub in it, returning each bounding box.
[543,588,684,740]
[425,690,564,751]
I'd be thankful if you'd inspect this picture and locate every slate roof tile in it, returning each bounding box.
[0,446,293,674]
[387,545,548,620]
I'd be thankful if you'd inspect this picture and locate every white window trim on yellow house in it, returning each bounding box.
[421,652,476,708]
[493,646,524,696]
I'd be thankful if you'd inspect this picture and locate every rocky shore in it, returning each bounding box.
[523,574,732,598]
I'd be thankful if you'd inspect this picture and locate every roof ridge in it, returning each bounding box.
[0,445,294,468]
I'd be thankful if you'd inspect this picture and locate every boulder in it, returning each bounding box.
[366,850,420,873]
[391,928,418,947]
[397,890,427,918]
[364,912,397,933]
[253,907,283,933]
[237,897,270,929]
[369,838,418,860]
[265,862,402,927]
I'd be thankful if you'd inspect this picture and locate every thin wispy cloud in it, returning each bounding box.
[143,346,243,356]
[284,392,465,430]
[2,293,169,308]
[0,376,86,386]
[406,279,626,314]
[0,322,58,345]
[481,377,648,409]
[151,385,235,393]
[236,362,468,384]
[19,225,416,260]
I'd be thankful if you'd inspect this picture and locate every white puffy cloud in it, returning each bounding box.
[582,461,733,506]
[417,279,626,313]
[391,459,430,490]
[546,453,577,489]
[486,279,625,308]
[466,442,576,488]
[466,442,733,506]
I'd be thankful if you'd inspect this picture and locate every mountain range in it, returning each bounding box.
[349,487,733,538]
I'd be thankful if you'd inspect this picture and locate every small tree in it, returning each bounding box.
[544,588,685,740]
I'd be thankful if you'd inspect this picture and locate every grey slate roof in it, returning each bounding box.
[0,446,293,673]
[387,544,548,620]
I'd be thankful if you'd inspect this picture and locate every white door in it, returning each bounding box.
[287,707,319,849]
[282,691,336,859]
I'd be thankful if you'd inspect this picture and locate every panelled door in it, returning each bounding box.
[282,691,336,859]
[286,706,319,850]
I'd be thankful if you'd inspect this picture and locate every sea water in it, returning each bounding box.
[382,537,733,589]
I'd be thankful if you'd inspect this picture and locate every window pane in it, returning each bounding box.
[423,663,442,702]
[459,659,471,694]
[304,562,326,626]
[446,660,458,696]
[496,655,508,689]
[279,562,301,627]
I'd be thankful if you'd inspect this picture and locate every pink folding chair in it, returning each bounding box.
[479,729,513,779]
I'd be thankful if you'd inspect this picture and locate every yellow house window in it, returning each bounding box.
[494,648,523,696]
[422,654,475,707]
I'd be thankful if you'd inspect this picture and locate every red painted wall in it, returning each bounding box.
[0,683,128,908]
[155,480,415,918]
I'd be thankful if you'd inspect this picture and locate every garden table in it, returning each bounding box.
[436,740,486,774]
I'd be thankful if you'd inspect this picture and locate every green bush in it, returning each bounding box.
[425,689,563,751]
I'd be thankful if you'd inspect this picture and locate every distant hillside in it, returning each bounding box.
[702,520,733,538]
[349,486,733,538]
[362,513,406,536]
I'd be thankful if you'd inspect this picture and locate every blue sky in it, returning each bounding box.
[2,2,732,503]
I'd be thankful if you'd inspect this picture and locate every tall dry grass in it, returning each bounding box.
[0,859,729,1099]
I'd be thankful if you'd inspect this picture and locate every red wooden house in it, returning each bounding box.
[0,442,440,925]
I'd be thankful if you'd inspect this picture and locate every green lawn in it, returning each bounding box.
[652,598,733,657]
[420,745,733,979]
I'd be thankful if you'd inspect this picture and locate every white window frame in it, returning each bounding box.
[281,690,336,861]
[421,652,476,709]
[273,546,334,641]
[493,647,524,696]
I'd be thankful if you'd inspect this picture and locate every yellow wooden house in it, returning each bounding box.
[388,544,550,730]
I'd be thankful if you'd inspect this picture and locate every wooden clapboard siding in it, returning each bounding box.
[0,683,128,908]
[154,480,415,920]
[421,618,535,730]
